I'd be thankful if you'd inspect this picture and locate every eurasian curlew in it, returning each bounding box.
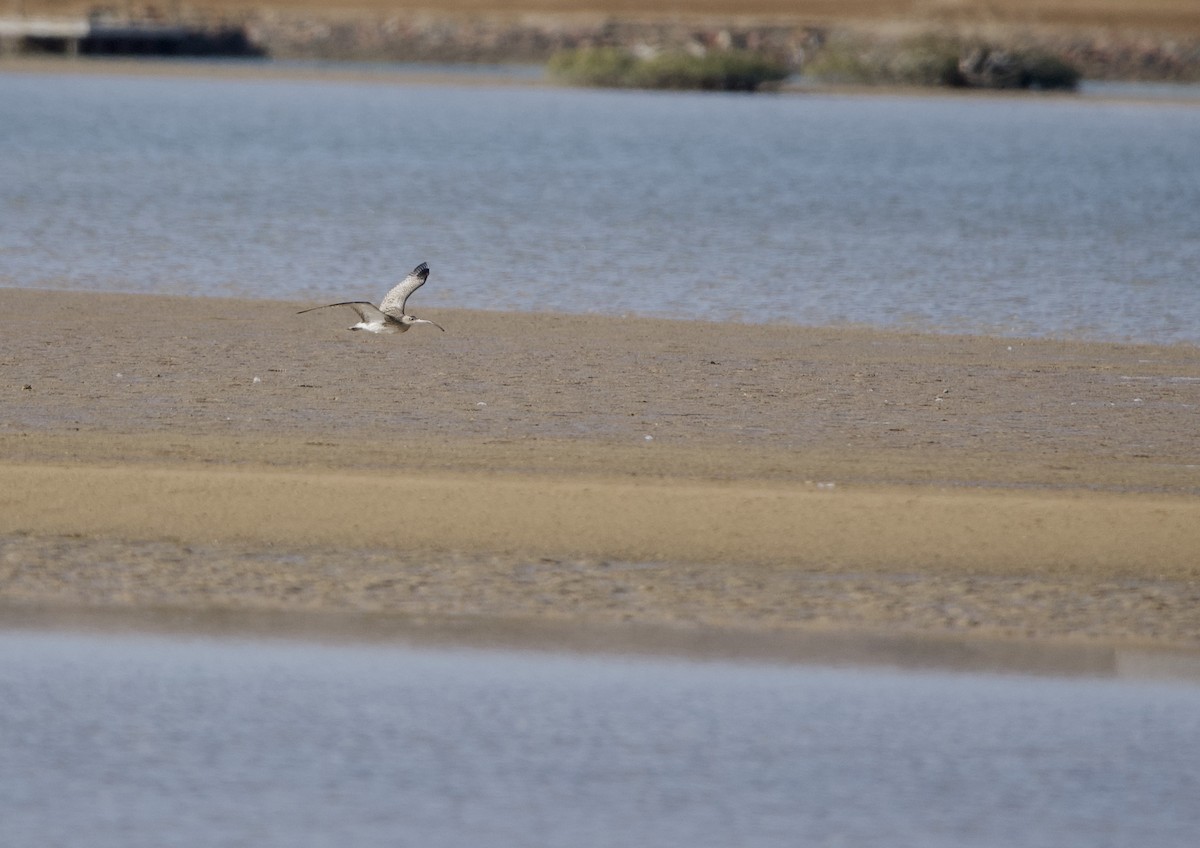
[298,262,445,334]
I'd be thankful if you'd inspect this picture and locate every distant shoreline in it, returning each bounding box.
[6,54,1200,108]
[5,7,1200,83]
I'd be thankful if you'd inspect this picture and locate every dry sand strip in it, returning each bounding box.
[4,460,1200,650]
[3,462,1198,580]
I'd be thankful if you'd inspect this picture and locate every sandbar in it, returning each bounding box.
[2,288,1198,653]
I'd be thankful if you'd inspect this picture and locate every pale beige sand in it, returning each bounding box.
[2,288,1199,650]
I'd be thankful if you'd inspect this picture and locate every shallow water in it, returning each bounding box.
[2,628,1199,848]
[1,72,1198,343]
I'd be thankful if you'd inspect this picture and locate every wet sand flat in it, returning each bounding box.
[2,288,1199,648]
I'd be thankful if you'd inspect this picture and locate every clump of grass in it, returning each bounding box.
[546,47,636,89]
[797,43,880,85]
[889,34,964,86]
[805,33,1081,91]
[548,48,790,92]
[801,34,947,86]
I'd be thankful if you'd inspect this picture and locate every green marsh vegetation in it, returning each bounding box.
[547,34,1080,93]
[547,47,792,92]
[804,32,1081,90]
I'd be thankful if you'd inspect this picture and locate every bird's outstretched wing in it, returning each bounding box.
[297,301,389,324]
[379,262,430,318]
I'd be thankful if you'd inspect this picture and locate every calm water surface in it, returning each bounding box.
[2,72,1198,342]
[3,629,1199,848]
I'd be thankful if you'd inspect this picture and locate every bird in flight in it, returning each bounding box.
[298,262,445,334]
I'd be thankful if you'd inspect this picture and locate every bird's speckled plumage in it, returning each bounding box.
[298,262,444,334]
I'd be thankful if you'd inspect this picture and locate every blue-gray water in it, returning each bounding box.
[2,629,1199,848]
[2,72,1198,343]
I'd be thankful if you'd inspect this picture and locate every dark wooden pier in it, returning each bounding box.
[0,15,263,57]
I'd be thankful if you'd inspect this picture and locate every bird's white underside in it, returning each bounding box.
[352,320,403,334]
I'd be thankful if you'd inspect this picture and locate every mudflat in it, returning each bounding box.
[2,288,1198,649]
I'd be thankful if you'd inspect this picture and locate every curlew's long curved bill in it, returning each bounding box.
[413,317,445,332]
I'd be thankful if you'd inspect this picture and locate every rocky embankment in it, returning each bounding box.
[247,15,817,66]
[241,13,1200,82]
